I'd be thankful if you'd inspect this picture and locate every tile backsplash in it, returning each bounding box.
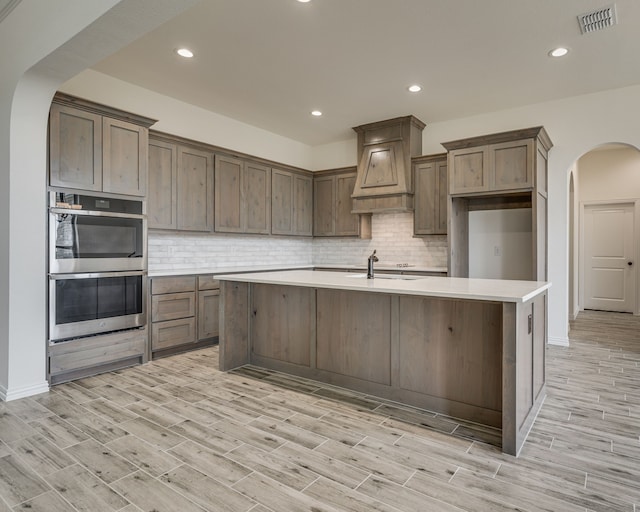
[148,212,447,272]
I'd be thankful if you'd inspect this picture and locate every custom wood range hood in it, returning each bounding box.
[351,115,425,214]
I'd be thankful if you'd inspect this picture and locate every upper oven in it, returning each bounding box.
[49,191,146,273]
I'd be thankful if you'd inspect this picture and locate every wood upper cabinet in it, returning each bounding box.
[335,173,359,236]
[271,168,312,236]
[177,146,214,232]
[244,161,271,234]
[102,117,148,196]
[413,155,448,235]
[313,176,335,236]
[49,104,103,192]
[49,95,155,196]
[214,155,271,234]
[148,139,177,229]
[313,169,359,237]
[446,134,536,196]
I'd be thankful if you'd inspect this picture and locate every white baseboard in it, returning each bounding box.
[548,336,570,347]
[0,381,50,402]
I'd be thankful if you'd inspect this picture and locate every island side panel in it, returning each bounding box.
[250,284,315,367]
[398,296,503,426]
[219,281,250,371]
[501,301,518,455]
[316,289,392,386]
[502,291,547,456]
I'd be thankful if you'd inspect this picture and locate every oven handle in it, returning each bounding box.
[49,208,145,220]
[49,271,147,280]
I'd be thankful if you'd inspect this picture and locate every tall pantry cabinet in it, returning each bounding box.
[443,126,553,281]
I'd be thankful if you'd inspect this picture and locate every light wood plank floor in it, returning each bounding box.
[1,310,639,511]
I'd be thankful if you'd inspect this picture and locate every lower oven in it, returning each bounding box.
[49,271,146,342]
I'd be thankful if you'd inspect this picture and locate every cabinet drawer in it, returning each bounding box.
[198,275,220,290]
[151,292,195,322]
[151,317,196,351]
[152,276,196,295]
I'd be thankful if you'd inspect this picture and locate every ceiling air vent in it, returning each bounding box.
[578,4,618,34]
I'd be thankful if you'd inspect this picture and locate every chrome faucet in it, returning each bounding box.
[367,250,379,279]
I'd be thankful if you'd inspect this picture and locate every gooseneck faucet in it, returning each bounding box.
[367,249,379,279]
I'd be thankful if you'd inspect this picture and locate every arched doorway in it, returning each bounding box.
[570,143,640,316]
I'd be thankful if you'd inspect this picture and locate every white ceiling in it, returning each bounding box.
[92,0,640,146]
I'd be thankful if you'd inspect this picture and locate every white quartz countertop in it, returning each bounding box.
[217,269,551,303]
[148,264,447,278]
[148,265,311,278]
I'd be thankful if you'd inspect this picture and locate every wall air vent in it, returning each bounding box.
[578,4,618,34]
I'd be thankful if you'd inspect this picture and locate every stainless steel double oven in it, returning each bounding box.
[48,191,147,342]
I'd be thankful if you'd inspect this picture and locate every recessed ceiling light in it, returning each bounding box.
[549,47,569,58]
[176,48,194,58]
[311,110,322,117]
[297,0,311,3]
[408,84,422,93]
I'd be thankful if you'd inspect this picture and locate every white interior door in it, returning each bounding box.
[583,204,636,312]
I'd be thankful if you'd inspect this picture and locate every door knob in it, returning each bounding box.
[628,261,634,266]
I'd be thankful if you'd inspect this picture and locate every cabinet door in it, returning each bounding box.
[414,162,438,235]
[244,161,271,234]
[335,173,358,236]
[491,139,533,191]
[177,146,213,231]
[214,155,243,233]
[49,104,102,191]
[449,146,489,195]
[102,118,148,196]
[271,169,294,235]
[436,160,448,234]
[293,174,313,236]
[198,289,220,340]
[313,176,335,235]
[148,139,177,229]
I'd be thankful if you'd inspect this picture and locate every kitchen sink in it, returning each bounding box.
[344,273,423,280]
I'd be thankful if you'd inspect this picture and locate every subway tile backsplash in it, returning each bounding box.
[148,212,447,272]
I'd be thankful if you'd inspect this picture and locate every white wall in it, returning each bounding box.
[468,209,532,280]
[578,145,640,201]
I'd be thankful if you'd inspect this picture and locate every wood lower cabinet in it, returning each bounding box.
[271,169,313,236]
[49,94,154,197]
[150,274,219,357]
[413,154,448,235]
[219,279,547,456]
[313,168,359,237]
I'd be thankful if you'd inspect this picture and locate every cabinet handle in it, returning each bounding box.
[528,314,532,335]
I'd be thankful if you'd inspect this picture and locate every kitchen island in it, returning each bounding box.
[217,270,550,456]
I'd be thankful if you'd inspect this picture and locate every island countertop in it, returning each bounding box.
[216,269,551,303]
